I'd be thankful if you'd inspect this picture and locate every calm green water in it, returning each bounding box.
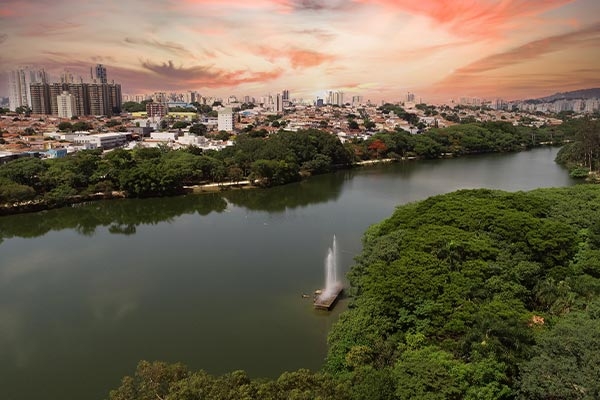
[0,147,574,399]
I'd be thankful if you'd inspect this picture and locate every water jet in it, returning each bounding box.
[314,235,343,310]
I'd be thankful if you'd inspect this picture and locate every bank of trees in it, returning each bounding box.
[345,120,576,161]
[0,130,352,206]
[556,118,600,177]
[0,120,580,208]
[106,185,600,399]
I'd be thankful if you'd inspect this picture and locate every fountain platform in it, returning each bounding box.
[314,285,343,311]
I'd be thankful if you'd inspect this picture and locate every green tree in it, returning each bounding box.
[58,121,73,132]
[519,311,600,399]
[189,123,207,136]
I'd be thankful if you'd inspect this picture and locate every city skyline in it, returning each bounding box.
[1,0,600,102]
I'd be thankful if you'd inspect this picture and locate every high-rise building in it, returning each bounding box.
[7,67,48,111]
[327,90,344,106]
[29,82,51,114]
[67,83,90,116]
[218,108,234,132]
[25,64,121,116]
[94,64,107,84]
[88,83,107,116]
[107,83,122,115]
[276,93,284,112]
[282,89,290,107]
[57,91,77,118]
[49,83,67,115]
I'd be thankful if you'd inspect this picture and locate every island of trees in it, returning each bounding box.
[2,117,594,215]
[108,184,600,399]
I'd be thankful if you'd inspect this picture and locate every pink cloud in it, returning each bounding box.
[356,0,576,37]
[0,8,15,17]
[256,46,336,69]
[434,22,600,97]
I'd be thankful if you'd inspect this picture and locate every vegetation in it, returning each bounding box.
[106,185,600,399]
[324,185,600,399]
[0,117,582,211]
[345,120,576,161]
[556,118,600,176]
[0,130,351,208]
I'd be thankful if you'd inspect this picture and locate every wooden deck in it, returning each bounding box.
[313,286,343,310]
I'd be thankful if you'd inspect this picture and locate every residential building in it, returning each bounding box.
[218,107,234,131]
[7,67,48,111]
[146,102,167,118]
[57,91,77,118]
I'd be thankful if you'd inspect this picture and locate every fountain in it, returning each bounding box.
[314,235,343,310]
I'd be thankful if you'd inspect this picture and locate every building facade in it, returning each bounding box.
[8,67,48,111]
[218,108,234,132]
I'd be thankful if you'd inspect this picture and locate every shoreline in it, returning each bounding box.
[0,146,568,217]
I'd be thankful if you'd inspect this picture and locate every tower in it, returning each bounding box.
[94,64,107,84]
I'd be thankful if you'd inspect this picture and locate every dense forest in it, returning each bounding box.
[108,185,600,400]
[1,119,581,212]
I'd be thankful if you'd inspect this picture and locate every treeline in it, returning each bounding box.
[109,363,350,400]
[345,120,575,161]
[0,130,351,206]
[0,121,576,209]
[555,118,600,178]
[107,186,600,399]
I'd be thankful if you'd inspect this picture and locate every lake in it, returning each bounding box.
[0,147,575,399]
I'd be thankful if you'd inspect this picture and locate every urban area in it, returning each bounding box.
[1,64,599,163]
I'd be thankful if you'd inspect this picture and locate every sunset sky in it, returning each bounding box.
[1,0,600,103]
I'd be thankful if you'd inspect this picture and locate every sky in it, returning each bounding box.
[1,0,600,103]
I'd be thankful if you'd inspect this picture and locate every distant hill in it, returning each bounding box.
[524,88,600,103]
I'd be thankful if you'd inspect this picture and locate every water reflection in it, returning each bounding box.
[0,193,228,241]
[0,171,347,241]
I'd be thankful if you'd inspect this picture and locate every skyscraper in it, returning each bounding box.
[94,64,107,84]
[7,67,48,111]
[26,64,121,116]
[282,89,290,107]
[276,93,284,112]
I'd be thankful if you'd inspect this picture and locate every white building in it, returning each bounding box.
[150,131,178,141]
[218,107,234,132]
[57,91,77,118]
[72,132,128,149]
[8,67,48,111]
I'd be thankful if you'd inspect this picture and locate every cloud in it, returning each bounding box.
[432,23,600,98]
[21,21,83,37]
[292,28,337,42]
[441,22,600,79]
[283,0,354,12]
[256,46,336,69]
[124,37,196,59]
[356,0,576,37]
[140,59,283,88]
[397,42,470,59]
[0,8,15,17]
